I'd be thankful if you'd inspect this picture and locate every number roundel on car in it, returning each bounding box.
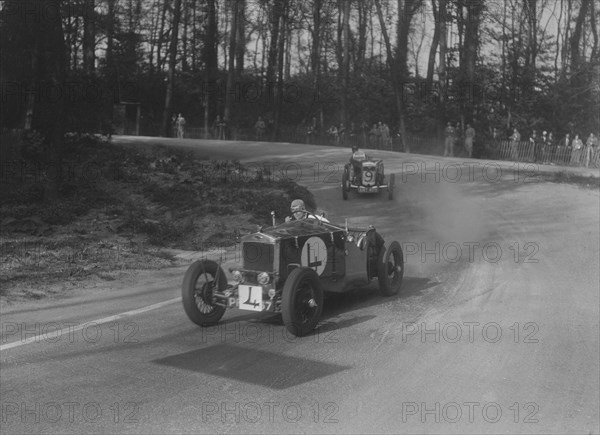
[363,168,375,185]
[300,237,328,276]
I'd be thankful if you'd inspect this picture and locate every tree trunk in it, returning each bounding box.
[204,0,218,131]
[374,0,407,151]
[341,0,350,126]
[396,0,421,80]
[463,0,483,121]
[105,0,116,122]
[266,0,284,88]
[357,0,368,67]
[570,0,590,76]
[182,0,189,71]
[161,0,182,137]
[426,0,439,92]
[591,0,599,62]
[83,0,95,73]
[438,0,448,108]
[273,1,287,140]
[157,0,169,70]
[311,0,323,128]
[235,0,246,76]
[224,0,238,123]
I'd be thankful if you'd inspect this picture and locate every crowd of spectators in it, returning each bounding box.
[503,127,599,167]
[305,119,395,149]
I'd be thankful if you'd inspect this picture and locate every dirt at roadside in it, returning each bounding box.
[0,134,314,303]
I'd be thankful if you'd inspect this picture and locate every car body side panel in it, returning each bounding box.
[343,237,369,287]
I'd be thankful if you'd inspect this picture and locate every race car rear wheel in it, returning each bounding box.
[377,241,404,296]
[282,268,324,337]
[342,166,349,200]
[388,173,395,200]
[182,260,227,326]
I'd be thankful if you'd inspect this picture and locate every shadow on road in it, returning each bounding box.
[153,343,351,389]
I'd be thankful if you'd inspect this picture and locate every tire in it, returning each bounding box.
[182,260,227,326]
[281,268,324,337]
[342,166,349,200]
[388,173,395,200]
[377,241,404,296]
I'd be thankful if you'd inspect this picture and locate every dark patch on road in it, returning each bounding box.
[153,343,350,389]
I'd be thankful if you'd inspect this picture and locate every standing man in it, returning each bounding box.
[464,124,476,158]
[510,127,521,161]
[570,134,584,165]
[254,116,266,140]
[176,113,186,139]
[558,133,571,164]
[529,130,539,162]
[584,133,598,167]
[444,122,456,157]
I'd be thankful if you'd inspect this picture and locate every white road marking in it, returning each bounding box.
[0,297,182,351]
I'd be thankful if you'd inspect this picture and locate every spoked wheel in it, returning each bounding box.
[377,241,404,296]
[182,260,227,326]
[282,268,323,337]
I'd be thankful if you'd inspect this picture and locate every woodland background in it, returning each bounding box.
[1,0,599,152]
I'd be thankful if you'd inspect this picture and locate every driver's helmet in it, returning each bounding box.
[290,199,306,213]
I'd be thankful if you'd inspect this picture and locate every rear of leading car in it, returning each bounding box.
[359,161,378,192]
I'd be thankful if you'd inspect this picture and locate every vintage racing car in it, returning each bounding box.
[342,152,395,200]
[182,215,404,337]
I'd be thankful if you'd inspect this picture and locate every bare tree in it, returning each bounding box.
[83,0,96,73]
[224,0,239,123]
[341,0,350,126]
[374,0,407,151]
[161,0,182,136]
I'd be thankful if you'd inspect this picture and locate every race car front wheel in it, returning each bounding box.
[282,267,324,337]
[377,241,404,296]
[182,260,227,326]
[342,167,349,200]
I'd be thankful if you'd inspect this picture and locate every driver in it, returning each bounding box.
[285,199,329,223]
[350,145,366,180]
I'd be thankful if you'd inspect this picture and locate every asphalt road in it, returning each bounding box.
[1,137,599,434]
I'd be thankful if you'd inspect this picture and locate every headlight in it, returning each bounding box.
[257,272,270,285]
[232,270,244,283]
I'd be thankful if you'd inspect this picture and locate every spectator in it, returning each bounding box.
[360,120,369,147]
[176,113,186,139]
[547,132,556,163]
[444,122,455,157]
[212,115,222,139]
[454,122,463,153]
[464,124,476,158]
[570,134,583,165]
[327,124,338,145]
[381,123,391,150]
[254,116,266,140]
[558,133,571,164]
[509,128,521,161]
[171,114,178,138]
[584,133,598,167]
[338,123,346,146]
[376,122,384,148]
[221,116,229,140]
[368,123,378,148]
[540,130,549,163]
[306,116,317,144]
[529,130,539,162]
[349,122,357,148]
